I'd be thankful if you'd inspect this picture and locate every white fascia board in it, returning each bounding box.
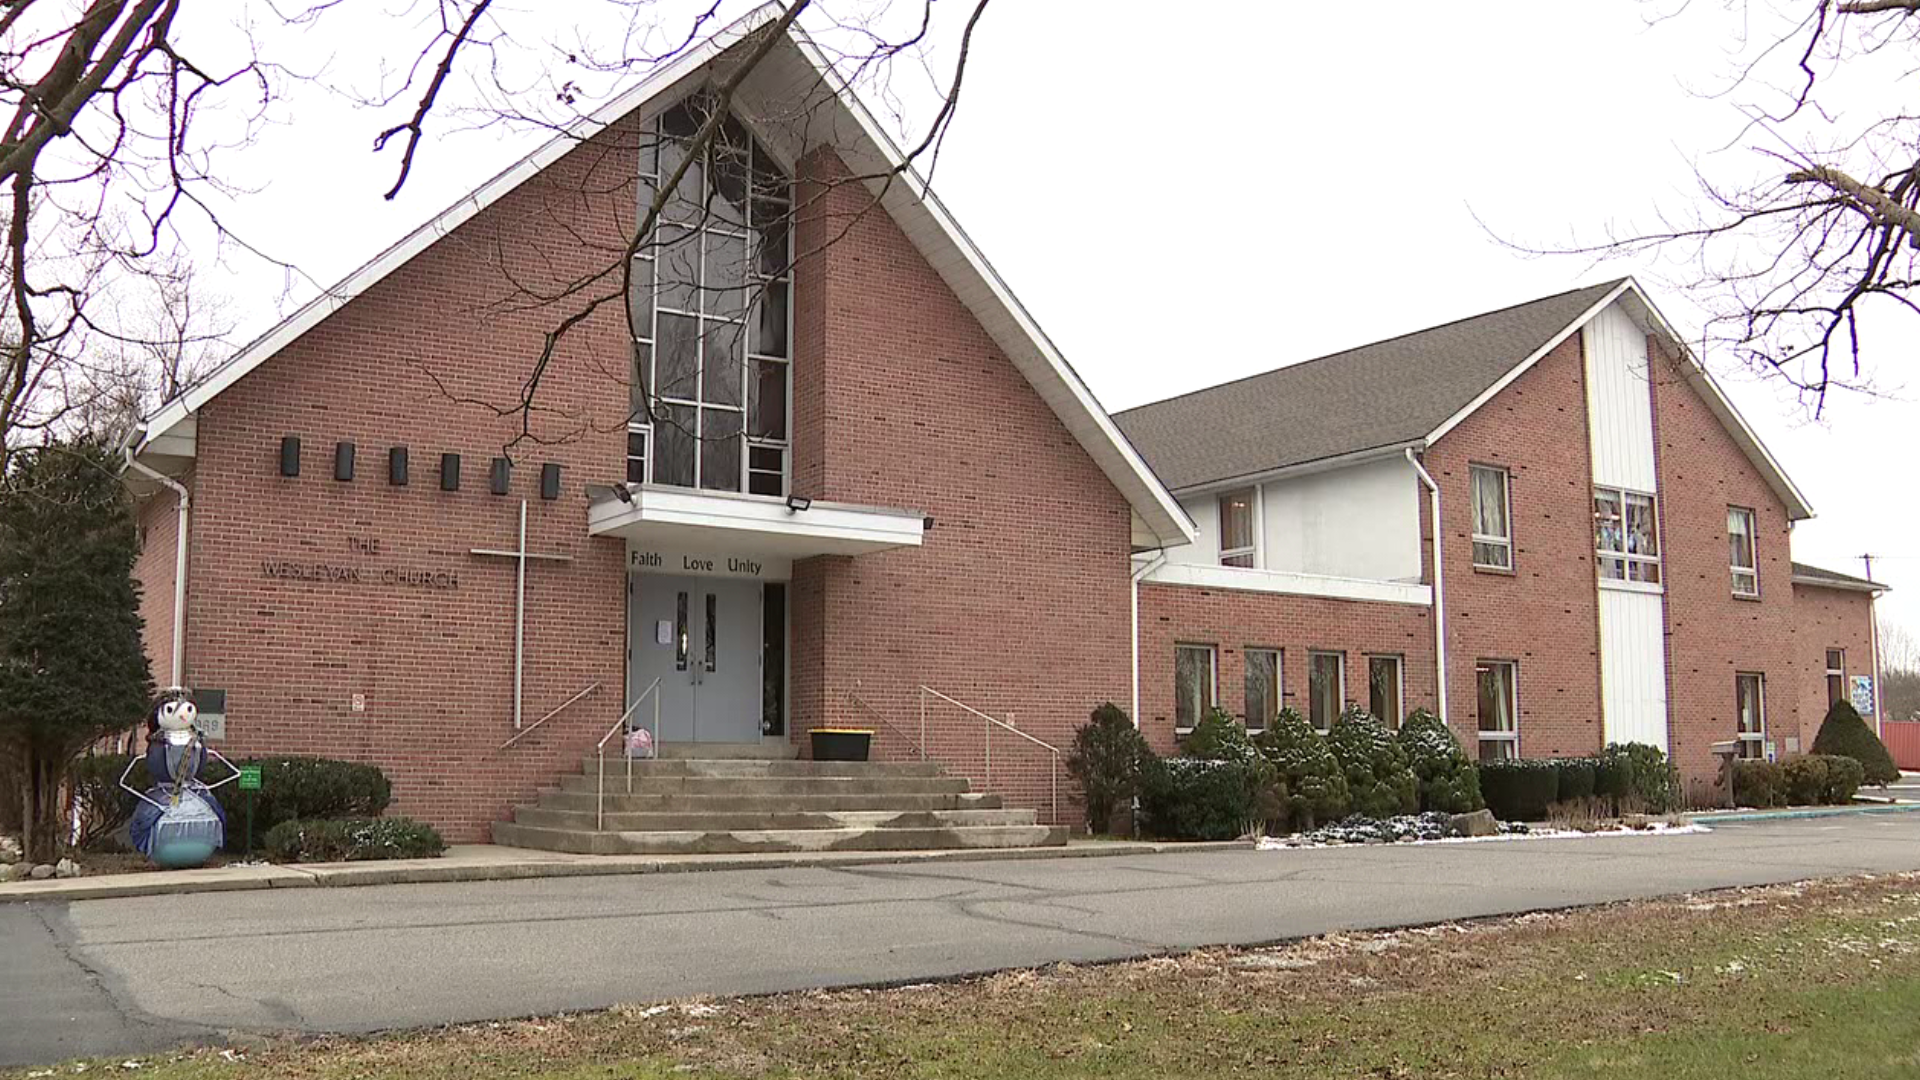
[1614,281,1817,521]
[1790,574,1887,595]
[1424,279,1634,447]
[1142,561,1432,607]
[136,2,783,457]
[1172,439,1427,498]
[588,485,925,548]
[782,30,1197,550]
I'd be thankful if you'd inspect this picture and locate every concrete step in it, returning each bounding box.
[529,790,1005,815]
[654,742,798,760]
[582,757,944,779]
[552,773,970,796]
[510,805,1039,832]
[492,820,1069,856]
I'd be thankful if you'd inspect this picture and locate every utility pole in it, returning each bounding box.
[1865,554,1885,736]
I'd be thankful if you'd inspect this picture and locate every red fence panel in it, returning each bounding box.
[1883,720,1920,772]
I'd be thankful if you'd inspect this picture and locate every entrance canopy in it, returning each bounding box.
[588,484,926,564]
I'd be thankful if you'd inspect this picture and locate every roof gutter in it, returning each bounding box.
[1172,440,1426,498]
[1406,448,1447,724]
[123,446,189,689]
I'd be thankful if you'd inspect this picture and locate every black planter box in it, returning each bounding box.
[811,728,873,762]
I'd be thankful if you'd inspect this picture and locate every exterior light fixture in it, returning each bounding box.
[613,484,635,505]
[786,494,812,513]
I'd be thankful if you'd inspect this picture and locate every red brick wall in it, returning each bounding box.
[1793,583,1877,742]
[175,116,644,840]
[1649,339,1802,782]
[1136,582,1433,756]
[133,482,186,689]
[787,150,1133,824]
[1425,334,1606,759]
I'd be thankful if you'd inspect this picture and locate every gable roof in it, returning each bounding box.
[1113,280,1622,492]
[1114,278,1817,521]
[1791,561,1887,594]
[128,4,1196,549]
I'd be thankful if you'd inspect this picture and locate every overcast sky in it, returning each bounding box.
[187,1,1920,634]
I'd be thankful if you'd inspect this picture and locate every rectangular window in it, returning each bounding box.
[1308,651,1345,733]
[1729,507,1758,597]
[674,591,689,671]
[1827,649,1846,706]
[1368,655,1404,728]
[1244,648,1281,734]
[625,426,650,485]
[1594,487,1661,584]
[1736,673,1766,759]
[1476,660,1518,761]
[761,583,786,736]
[1175,645,1216,733]
[1470,465,1512,570]
[1218,489,1255,568]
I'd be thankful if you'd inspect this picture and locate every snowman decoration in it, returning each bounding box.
[119,689,238,867]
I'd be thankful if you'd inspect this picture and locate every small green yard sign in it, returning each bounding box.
[237,765,263,791]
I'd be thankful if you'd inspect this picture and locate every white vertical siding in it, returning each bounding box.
[1586,300,1669,750]
[1597,570,1669,749]
[1584,302,1659,493]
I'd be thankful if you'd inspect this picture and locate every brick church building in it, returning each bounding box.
[121,10,1883,846]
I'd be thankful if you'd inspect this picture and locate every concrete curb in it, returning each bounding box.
[0,839,1256,904]
[1690,802,1920,825]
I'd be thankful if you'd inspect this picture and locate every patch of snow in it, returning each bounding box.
[1256,819,1710,850]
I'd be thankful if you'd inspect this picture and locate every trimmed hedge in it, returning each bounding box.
[1553,758,1598,802]
[1137,757,1263,841]
[1732,760,1787,808]
[1479,759,1560,821]
[261,816,446,863]
[211,756,392,848]
[1395,709,1483,814]
[1602,742,1678,813]
[1326,708,1419,818]
[1812,700,1901,786]
[1254,708,1350,832]
[1783,754,1865,806]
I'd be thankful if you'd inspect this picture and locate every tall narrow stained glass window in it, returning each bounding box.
[629,90,791,495]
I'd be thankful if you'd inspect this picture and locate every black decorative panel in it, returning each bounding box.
[540,463,561,500]
[334,442,356,482]
[440,452,461,491]
[389,447,409,486]
[279,436,301,477]
[490,457,511,496]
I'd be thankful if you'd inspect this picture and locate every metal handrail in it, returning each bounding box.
[595,678,662,830]
[498,682,601,750]
[845,685,928,760]
[917,685,1062,826]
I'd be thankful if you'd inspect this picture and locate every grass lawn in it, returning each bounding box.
[15,872,1920,1079]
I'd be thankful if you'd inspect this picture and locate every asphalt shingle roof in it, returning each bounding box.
[1791,562,1886,592]
[1113,280,1625,491]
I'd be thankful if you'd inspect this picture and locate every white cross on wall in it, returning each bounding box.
[470,499,573,729]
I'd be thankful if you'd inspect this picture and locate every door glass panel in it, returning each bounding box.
[674,591,688,671]
[762,583,786,736]
[704,593,717,672]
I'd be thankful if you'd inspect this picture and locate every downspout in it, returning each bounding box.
[1130,550,1168,728]
[1407,449,1447,723]
[125,445,189,689]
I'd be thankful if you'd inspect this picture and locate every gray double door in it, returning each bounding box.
[628,573,763,743]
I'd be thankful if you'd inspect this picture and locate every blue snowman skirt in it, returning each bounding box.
[131,785,227,867]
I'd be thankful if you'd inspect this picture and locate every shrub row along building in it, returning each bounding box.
[121,9,1884,846]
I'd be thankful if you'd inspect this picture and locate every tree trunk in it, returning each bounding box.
[20,753,64,865]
